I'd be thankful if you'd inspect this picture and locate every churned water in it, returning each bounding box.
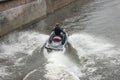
[0,0,120,80]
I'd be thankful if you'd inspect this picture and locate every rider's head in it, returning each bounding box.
[55,23,60,27]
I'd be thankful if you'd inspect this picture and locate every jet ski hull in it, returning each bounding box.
[45,32,68,51]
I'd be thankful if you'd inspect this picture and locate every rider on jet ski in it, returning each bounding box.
[49,23,66,45]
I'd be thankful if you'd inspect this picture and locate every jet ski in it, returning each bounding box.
[45,31,68,52]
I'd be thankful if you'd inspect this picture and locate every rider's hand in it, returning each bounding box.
[62,42,64,45]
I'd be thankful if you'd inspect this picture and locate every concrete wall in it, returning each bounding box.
[0,0,35,12]
[0,0,76,36]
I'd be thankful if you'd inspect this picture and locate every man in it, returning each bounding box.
[49,23,66,45]
[52,23,65,35]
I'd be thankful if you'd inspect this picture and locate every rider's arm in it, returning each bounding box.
[61,28,66,34]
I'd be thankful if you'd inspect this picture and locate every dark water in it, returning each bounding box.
[0,0,120,80]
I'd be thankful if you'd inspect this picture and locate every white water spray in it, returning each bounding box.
[0,31,48,79]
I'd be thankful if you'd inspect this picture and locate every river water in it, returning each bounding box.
[0,0,120,80]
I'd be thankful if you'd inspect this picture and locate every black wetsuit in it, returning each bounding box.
[53,26,65,35]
